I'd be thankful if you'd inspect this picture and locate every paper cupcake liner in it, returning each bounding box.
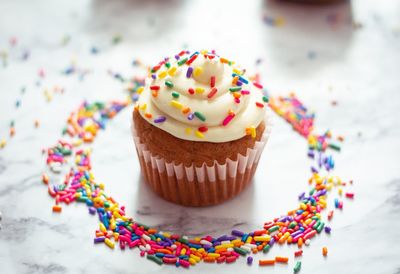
[132,112,272,207]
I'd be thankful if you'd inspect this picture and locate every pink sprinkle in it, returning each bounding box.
[234,98,240,104]
[222,114,235,126]
[241,90,250,95]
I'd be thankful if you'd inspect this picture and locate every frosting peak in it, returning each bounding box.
[136,50,269,143]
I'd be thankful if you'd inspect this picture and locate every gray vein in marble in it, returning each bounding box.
[21,262,67,274]
[0,173,40,197]
[0,217,73,242]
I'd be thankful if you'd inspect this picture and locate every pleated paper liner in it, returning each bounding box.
[132,114,272,207]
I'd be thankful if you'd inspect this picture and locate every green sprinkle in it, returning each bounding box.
[262,96,269,103]
[309,188,315,195]
[268,225,280,233]
[165,80,174,88]
[177,58,188,66]
[289,222,297,229]
[294,261,302,273]
[147,254,163,265]
[263,244,271,253]
[77,197,88,203]
[316,221,325,233]
[172,91,180,98]
[165,62,171,68]
[112,35,122,45]
[179,237,189,244]
[194,111,206,122]
[149,234,156,241]
[328,143,341,151]
[104,201,110,208]
[229,86,242,92]
[313,220,321,229]
[233,247,248,256]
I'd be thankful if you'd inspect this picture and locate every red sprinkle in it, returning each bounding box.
[207,87,218,99]
[345,192,354,199]
[188,88,195,95]
[210,76,216,87]
[253,82,263,89]
[256,102,264,108]
[150,85,160,91]
[186,54,198,65]
[294,250,303,257]
[198,126,208,132]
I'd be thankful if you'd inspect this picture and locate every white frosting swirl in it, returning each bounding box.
[136,51,269,143]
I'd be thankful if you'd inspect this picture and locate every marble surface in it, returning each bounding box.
[1,0,400,273]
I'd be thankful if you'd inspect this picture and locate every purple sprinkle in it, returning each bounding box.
[175,55,180,60]
[236,80,243,86]
[94,237,105,243]
[164,254,176,258]
[232,229,244,237]
[247,256,253,265]
[151,74,156,79]
[88,207,96,215]
[298,192,305,200]
[186,67,193,78]
[307,150,315,158]
[269,238,275,246]
[291,230,303,238]
[154,116,167,123]
[325,226,332,234]
[187,113,194,120]
[311,166,318,173]
[216,235,229,242]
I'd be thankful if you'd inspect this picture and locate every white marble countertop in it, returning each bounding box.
[1,0,400,273]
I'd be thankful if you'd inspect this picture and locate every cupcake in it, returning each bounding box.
[132,50,272,206]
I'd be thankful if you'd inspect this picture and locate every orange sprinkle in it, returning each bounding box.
[204,257,216,263]
[182,107,191,114]
[152,90,158,97]
[322,247,328,256]
[145,113,153,119]
[259,259,275,266]
[275,256,289,263]
[52,205,62,213]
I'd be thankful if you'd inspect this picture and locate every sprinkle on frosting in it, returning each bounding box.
[137,50,269,142]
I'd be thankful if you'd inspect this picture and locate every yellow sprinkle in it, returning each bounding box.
[254,235,271,242]
[215,244,234,249]
[189,258,197,265]
[185,128,192,135]
[193,67,203,77]
[163,232,171,238]
[207,253,220,258]
[170,100,183,109]
[180,248,186,256]
[195,87,204,94]
[246,236,253,244]
[190,254,201,262]
[99,223,107,233]
[233,68,241,75]
[0,138,6,149]
[158,70,167,79]
[338,187,343,195]
[137,86,144,94]
[139,103,147,111]
[168,67,177,76]
[300,203,307,210]
[104,238,115,249]
[195,130,204,139]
